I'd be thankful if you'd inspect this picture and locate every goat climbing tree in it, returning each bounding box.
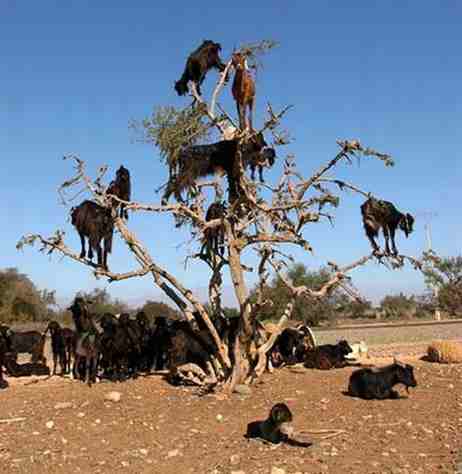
[18,41,422,392]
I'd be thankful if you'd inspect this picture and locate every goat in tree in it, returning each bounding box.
[107,165,131,220]
[175,40,226,97]
[71,200,114,270]
[162,133,275,204]
[232,51,255,130]
[201,201,226,258]
[361,197,414,256]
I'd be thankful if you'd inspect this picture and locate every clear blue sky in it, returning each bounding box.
[2,1,461,308]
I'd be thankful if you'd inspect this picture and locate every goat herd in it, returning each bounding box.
[0,297,418,405]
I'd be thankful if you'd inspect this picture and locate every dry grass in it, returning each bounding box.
[427,340,462,364]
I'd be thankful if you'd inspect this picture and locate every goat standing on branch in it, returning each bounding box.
[201,201,227,258]
[232,51,255,131]
[174,40,226,97]
[361,197,414,256]
[71,200,114,270]
[161,132,275,204]
[107,165,131,220]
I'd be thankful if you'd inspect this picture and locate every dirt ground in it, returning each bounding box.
[1,348,461,474]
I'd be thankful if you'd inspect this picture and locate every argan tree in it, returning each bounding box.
[18,41,421,391]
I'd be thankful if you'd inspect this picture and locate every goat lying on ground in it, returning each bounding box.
[361,197,414,255]
[246,403,311,447]
[71,200,114,270]
[162,133,275,204]
[348,360,417,399]
[304,340,353,370]
[107,165,131,220]
[232,51,255,130]
[2,352,50,377]
[1,328,46,365]
[175,40,226,97]
[44,321,69,375]
[270,326,313,368]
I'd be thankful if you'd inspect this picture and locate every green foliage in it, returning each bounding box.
[75,288,128,318]
[0,268,56,323]
[138,300,180,322]
[131,105,211,171]
[238,39,279,70]
[422,254,462,316]
[340,299,373,319]
[223,307,240,319]
[252,263,347,326]
[379,293,416,320]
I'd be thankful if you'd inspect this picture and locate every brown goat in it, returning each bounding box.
[71,200,113,270]
[107,165,131,220]
[232,52,255,131]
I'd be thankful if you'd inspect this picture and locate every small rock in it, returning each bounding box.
[105,391,121,403]
[230,454,240,465]
[167,449,180,458]
[233,384,251,396]
[77,412,85,418]
[271,468,286,474]
[230,471,246,474]
[54,402,73,410]
[139,449,148,456]
[216,414,224,422]
[45,421,54,429]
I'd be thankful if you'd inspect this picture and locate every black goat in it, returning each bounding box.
[61,327,76,373]
[162,133,275,204]
[107,165,131,220]
[304,340,353,370]
[201,201,226,258]
[68,297,100,386]
[44,321,68,375]
[175,40,226,97]
[99,312,130,380]
[0,329,8,389]
[270,327,309,368]
[3,352,50,377]
[361,197,414,256]
[151,316,171,371]
[348,360,417,399]
[4,329,46,364]
[71,200,114,270]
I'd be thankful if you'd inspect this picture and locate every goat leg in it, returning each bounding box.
[389,227,398,255]
[79,234,86,259]
[382,227,391,255]
[258,165,265,183]
[248,99,254,131]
